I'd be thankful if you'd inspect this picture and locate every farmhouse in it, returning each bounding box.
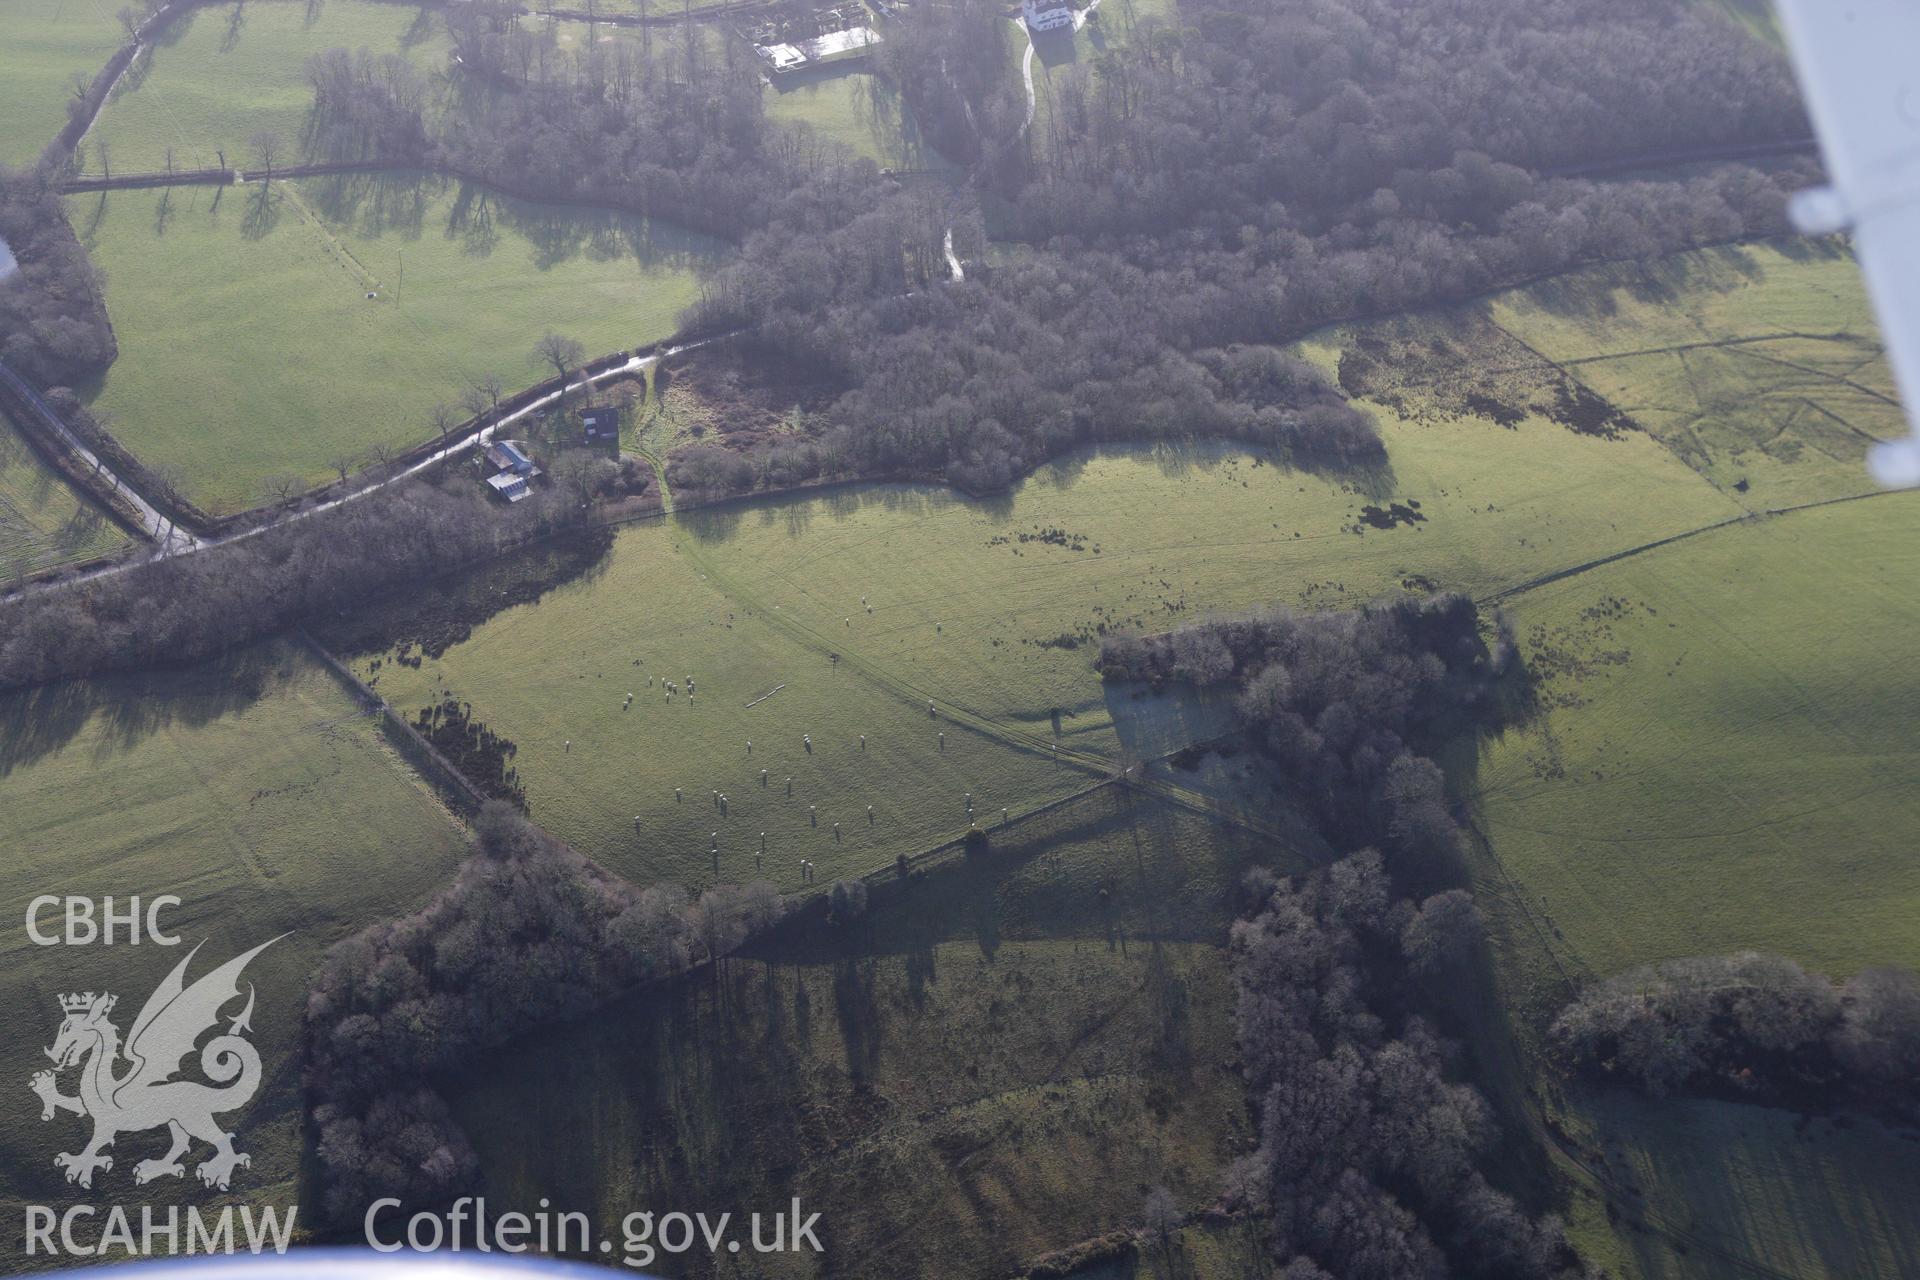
[1022,0,1074,32]
[580,406,620,445]
[483,439,541,503]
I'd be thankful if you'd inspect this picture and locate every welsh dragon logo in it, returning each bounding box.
[30,937,282,1191]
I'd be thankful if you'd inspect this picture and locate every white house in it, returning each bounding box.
[1022,0,1074,32]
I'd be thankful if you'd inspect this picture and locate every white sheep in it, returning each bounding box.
[564,740,571,752]
[746,740,753,754]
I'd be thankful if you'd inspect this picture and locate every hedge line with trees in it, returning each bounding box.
[1550,953,1920,1122]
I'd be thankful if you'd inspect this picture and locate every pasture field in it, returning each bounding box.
[347,513,1105,894]
[1489,242,1899,510]
[0,411,131,576]
[0,639,467,1247]
[0,0,123,167]
[1555,1090,1920,1280]
[673,390,1738,755]
[355,302,1748,889]
[766,68,957,170]
[454,788,1275,1280]
[82,0,453,174]
[72,172,725,512]
[1472,492,1920,981]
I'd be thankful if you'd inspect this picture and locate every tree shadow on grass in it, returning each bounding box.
[0,643,290,780]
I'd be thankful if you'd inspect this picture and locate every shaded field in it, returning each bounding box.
[72,171,726,512]
[82,0,453,174]
[1489,242,1900,510]
[1557,1090,1920,1280]
[454,787,1277,1280]
[0,409,131,577]
[0,639,468,1254]
[0,0,124,167]
[1473,493,1920,981]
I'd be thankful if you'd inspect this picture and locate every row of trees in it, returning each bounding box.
[307,803,786,1222]
[1550,953,1920,1120]
[0,465,584,692]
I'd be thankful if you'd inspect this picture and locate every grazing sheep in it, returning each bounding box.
[674,787,682,802]
[938,732,945,751]
[746,740,752,754]
[859,734,866,750]
[564,740,571,752]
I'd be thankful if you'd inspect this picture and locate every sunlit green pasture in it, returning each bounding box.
[82,0,452,174]
[72,172,725,512]
[0,640,467,1240]
[0,0,123,167]
[1473,492,1920,981]
[1490,242,1900,510]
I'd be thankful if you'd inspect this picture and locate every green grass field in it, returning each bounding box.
[765,67,957,170]
[0,639,468,1249]
[355,296,1748,891]
[1555,1090,1920,1280]
[72,172,726,512]
[82,0,452,175]
[0,411,131,577]
[1489,242,1899,511]
[454,787,1275,1280]
[0,0,124,167]
[1472,492,1920,982]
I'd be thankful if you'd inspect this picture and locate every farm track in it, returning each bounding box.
[1478,484,1911,606]
[635,434,1298,847]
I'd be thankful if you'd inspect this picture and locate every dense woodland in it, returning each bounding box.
[1233,856,1592,1280]
[306,804,783,1222]
[1551,953,1920,1121]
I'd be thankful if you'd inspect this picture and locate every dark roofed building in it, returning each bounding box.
[580,406,619,446]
